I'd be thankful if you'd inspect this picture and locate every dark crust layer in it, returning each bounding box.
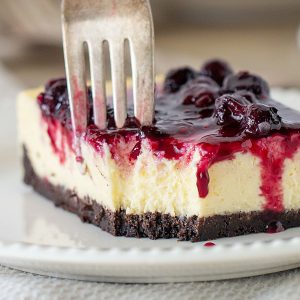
[23,146,300,242]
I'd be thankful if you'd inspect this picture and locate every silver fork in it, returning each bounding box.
[62,0,155,160]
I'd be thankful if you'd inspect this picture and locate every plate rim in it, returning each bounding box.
[1,237,300,282]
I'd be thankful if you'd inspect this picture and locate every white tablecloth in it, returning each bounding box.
[1,265,300,300]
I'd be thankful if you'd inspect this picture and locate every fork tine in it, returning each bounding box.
[88,41,107,130]
[129,35,154,126]
[109,40,127,128]
[63,40,88,156]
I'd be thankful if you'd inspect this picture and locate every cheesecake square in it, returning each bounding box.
[18,60,300,241]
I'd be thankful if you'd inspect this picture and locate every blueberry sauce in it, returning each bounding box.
[196,170,210,198]
[203,241,216,247]
[266,221,285,234]
[43,117,73,164]
[37,59,300,212]
[250,134,300,211]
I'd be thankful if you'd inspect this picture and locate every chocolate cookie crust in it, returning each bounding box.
[23,146,300,242]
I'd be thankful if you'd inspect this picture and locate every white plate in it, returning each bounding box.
[1,88,300,283]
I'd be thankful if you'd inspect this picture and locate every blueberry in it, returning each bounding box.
[200,59,233,86]
[243,104,281,136]
[39,78,68,117]
[233,90,258,103]
[214,94,282,137]
[190,75,219,88]
[163,67,196,93]
[181,76,220,107]
[223,71,270,99]
[214,94,250,126]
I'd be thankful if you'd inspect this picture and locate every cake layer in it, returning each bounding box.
[23,145,300,241]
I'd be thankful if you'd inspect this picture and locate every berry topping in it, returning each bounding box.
[38,78,72,127]
[38,59,292,146]
[198,108,214,118]
[214,94,282,137]
[163,67,196,93]
[203,241,216,247]
[214,94,250,126]
[200,59,233,86]
[190,75,219,88]
[233,90,258,103]
[244,104,281,136]
[223,71,270,99]
[266,221,285,234]
[182,83,219,107]
[124,116,141,129]
[129,141,142,161]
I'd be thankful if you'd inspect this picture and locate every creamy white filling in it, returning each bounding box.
[18,88,300,217]
[283,150,300,211]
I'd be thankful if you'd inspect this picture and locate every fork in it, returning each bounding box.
[62,0,155,161]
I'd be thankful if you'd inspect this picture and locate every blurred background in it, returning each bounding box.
[1,0,300,88]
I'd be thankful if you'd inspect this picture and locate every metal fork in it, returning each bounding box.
[62,0,154,160]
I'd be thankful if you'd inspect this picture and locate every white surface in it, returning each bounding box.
[2,69,300,284]
[1,265,300,300]
[3,265,300,300]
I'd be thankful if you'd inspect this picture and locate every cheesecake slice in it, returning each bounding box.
[18,60,300,241]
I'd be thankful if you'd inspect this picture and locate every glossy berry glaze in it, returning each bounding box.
[266,221,285,234]
[37,59,300,213]
[203,241,216,247]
